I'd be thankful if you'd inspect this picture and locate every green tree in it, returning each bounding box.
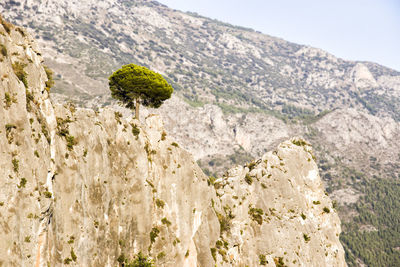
[109,64,173,119]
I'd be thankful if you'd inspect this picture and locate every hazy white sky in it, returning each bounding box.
[157,0,400,71]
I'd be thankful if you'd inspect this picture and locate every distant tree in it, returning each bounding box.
[109,64,173,119]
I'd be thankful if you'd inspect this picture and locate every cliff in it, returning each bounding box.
[0,17,346,266]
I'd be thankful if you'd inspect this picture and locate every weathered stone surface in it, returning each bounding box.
[0,18,346,267]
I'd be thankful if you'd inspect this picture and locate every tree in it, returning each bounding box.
[109,64,173,119]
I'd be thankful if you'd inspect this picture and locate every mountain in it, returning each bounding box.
[0,17,347,266]
[1,1,400,266]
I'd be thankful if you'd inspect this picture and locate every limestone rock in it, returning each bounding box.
[0,16,346,267]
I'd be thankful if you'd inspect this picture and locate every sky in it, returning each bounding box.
[157,0,400,72]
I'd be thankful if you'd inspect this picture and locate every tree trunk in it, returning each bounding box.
[135,99,140,119]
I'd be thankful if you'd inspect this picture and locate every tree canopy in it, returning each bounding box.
[109,64,173,118]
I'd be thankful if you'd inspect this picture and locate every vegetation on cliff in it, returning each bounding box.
[109,64,173,118]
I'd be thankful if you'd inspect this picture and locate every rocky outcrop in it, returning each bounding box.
[209,138,346,266]
[0,17,346,267]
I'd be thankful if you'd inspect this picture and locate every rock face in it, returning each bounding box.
[209,138,345,266]
[0,18,346,266]
[2,0,398,189]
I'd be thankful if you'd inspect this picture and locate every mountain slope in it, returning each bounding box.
[1,1,400,265]
[0,18,346,266]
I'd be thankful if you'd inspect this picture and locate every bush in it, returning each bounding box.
[249,206,264,225]
[247,161,256,171]
[18,177,27,188]
[292,139,309,147]
[149,227,159,243]
[26,90,34,111]
[0,15,12,33]
[5,123,16,133]
[161,217,171,226]
[4,92,11,108]
[274,257,287,267]
[44,65,54,92]
[210,248,217,261]
[114,111,122,124]
[131,123,140,138]
[171,142,179,147]
[0,44,7,57]
[12,158,19,173]
[155,198,165,208]
[216,212,231,233]
[126,252,154,267]
[303,233,310,242]
[66,135,77,151]
[161,131,166,140]
[245,173,253,185]
[259,254,268,265]
[12,61,28,88]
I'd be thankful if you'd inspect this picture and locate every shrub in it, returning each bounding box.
[323,207,330,213]
[155,198,165,208]
[161,217,171,226]
[301,213,306,220]
[16,27,25,37]
[126,252,154,267]
[66,135,77,151]
[117,253,126,264]
[259,254,268,265]
[161,131,166,140]
[0,44,7,57]
[156,252,165,260]
[313,200,321,205]
[18,177,27,188]
[44,65,54,92]
[149,227,159,243]
[12,158,19,173]
[171,142,179,147]
[303,233,310,242]
[131,123,140,138]
[56,117,72,137]
[245,173,253,185]
[274,257,287,267]
[4,92,11,108]
[216,212,231,233]
[210,248,217,261]
[43,191,52,198]
[26,89,34,111]
[0,15,12,33]
[247,161,256,171]
[292,139,308,147]
[5,123,16,143]
[114,111,122,124]
[12,61,28,88]
[5,123,16,132]
[249,206,264,225]
[41,124,50,144]
[207,176,217,186]
[70,248,77,261]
